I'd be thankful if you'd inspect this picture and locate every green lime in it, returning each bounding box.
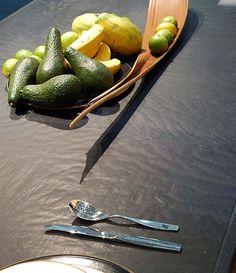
[148,35,168,55]
[2,58,18,78]
[155,22,177,37]
[15,49,33,60]
[34,45,45,59]
[161,16,178,28]
[61,31,78,49]
[30,55,42,63]
[155,29,173,45]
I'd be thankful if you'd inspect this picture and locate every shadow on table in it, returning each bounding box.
[80,9,199,183]
[8,84,135,129]
[9,105,88,129]
[10,102,122,129]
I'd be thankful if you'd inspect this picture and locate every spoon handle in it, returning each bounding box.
[109,215,179,231]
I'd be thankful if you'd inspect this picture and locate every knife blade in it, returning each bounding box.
[45,224,182,252]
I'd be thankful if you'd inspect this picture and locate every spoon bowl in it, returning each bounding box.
[69,199,109,221]
[69,199,179,231]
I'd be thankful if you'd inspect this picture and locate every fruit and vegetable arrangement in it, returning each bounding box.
[2,12,178,109]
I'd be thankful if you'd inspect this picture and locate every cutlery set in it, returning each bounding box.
[45,199,181,252]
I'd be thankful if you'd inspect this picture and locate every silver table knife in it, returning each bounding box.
[45,224,182,252]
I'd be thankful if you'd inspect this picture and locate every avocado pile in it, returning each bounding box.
[8,27,114,108]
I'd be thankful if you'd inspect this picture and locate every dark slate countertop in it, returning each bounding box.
[0,0,235,272]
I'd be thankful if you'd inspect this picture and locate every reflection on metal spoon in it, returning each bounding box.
[69,199,179,231]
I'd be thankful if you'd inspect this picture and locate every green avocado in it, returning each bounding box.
[36,27,65,84]
[8,57,39,107]
[64,47,114,97]
[22,74,84,108]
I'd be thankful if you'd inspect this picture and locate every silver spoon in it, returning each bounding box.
[69,200,179,231]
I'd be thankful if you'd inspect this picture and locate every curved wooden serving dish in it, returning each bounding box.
[69,0,189,129]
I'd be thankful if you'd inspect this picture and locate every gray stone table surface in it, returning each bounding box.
[0,0,235,273]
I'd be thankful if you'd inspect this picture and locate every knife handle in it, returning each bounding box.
[115,234,182,252]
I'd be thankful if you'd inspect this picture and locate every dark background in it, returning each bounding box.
[0,0,33,21]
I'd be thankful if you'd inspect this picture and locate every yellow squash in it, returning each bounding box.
[93,42,111,61]
[100,58,121,74]
[69,24,104,58]
[72,13,99,36]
